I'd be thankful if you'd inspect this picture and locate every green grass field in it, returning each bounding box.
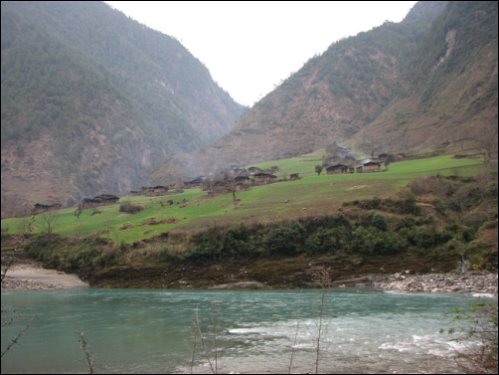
[0,154,484,243]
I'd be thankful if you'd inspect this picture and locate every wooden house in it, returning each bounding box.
[81,194,119,209]
[362,161,381,172]
[357,161,381,173]
[252,172,277,184]
[326,164,350,174]
[141,185,169,196]
[184,177,204,189]
[32,202,62,214]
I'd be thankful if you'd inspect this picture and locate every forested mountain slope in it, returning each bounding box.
[1,1,244,217]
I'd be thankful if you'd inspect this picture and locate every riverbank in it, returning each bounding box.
[1,263,89,291]
[333,271,498,295]
[2,259,496,295]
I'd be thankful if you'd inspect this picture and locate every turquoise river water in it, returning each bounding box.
[1,288,484,373]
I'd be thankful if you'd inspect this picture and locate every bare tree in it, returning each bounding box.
[78,330,95,374]
[457,126,499,174]
[314,267,332,374]
[1,255,32,360]
[39,212,57,235]
[191,304,222,374]
[475,126,498,173]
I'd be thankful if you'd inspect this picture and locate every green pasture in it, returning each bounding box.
[1,154,483,243]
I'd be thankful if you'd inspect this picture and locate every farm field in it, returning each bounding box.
[0,154,483,243]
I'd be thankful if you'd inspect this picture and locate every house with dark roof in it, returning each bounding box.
[81,194,119,209]
[32,202,62,214]
[326,164,350,174]
[141,185,169,196]
[252,172,277,184]
[357,160,381,173]
[184,177,205,188]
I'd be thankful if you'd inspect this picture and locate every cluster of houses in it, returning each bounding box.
[184,165,285,194]
[130,185,170,196]
[31,154,390,215]
[325,160,382,174]
[31,193,120,214]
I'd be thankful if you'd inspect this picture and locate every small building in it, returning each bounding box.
[96,194,120,203]
[248,166,262,173]
[356,160,381,173]
[362,161,381,172]
[252,172,277,184]
[184,177,205,189]
[326,164,350,174]
[267,166,280,174]
[234,175,251,190]
[141,185,169,196]
[32,202,62,214]
[81,194,119,209]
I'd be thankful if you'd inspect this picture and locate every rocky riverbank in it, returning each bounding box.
[2,257,496,295]
[334,271,498,295]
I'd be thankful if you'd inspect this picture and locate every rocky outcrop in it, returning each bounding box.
[335,272,498,294]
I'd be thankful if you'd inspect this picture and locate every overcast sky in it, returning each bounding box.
[106,1,417,106]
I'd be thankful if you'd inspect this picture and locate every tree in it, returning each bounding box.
[458,126,498,176]
[315,164,324,176]
[40,212,56,235]
[383,154,396,169]
[446,300,498,374]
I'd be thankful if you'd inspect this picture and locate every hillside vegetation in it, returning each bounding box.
[1,1,244,217]
[0,154,484,242]
[2,154,497,288]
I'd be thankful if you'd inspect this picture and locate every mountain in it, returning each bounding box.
[1,1,244,217]
[348,1,498,155]
[152,1,497,182]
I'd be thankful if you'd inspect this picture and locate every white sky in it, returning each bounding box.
[106,1,417,106]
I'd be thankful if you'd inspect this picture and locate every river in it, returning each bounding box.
[1,288,482,373]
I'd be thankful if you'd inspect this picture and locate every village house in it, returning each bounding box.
[248,166,262,173]
[81,194,120,209]
[32,202,62,214]
[184,177,205,189]
[234,175,251,189]
[326,164,351,174]
[252,172,277,185]
[140,185,169,196]
[356,161,382,173]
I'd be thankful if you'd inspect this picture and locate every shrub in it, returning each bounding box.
[119,201,144,214]
[264,221,306,256]
[351,227,405,255]
[188,228,223,262]
[401,194,421,215]
[305,226,351,255]
[371,213,388,231]
[221,223,259,258]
